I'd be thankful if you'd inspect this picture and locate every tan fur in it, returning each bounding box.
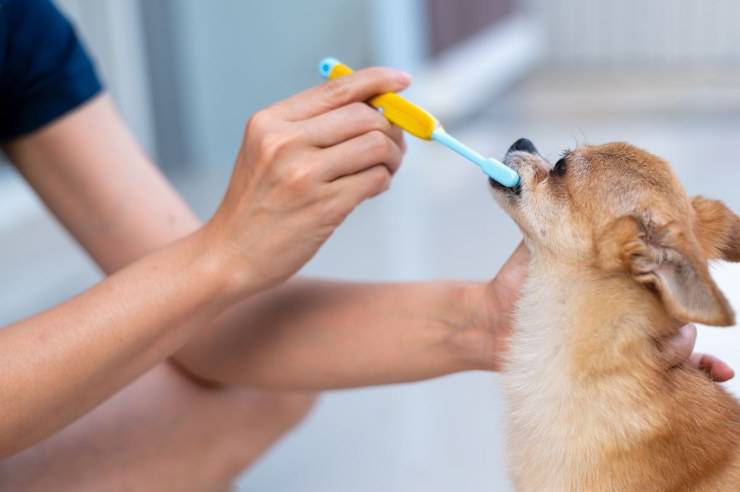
[491,142,740,491]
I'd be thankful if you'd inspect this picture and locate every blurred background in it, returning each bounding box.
[2,1,740,490]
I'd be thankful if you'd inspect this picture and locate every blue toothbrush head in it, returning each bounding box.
[431,129,520,188]
[480,158,520,188]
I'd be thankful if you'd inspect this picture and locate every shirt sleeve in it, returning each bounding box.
[0,0,103,141]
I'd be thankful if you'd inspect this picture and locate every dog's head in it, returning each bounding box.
[491,138,739,326]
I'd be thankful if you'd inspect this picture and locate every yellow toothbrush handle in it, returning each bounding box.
[319,58,439,140]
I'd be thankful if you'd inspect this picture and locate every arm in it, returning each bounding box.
[8,88,726,398]
[1,67,411,456]
[175,279,496,390]
[0,223,229,457]
[9,89,507,392]
[173,243,532,390]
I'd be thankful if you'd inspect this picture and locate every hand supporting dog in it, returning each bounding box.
[666,323,735,381]
[476,241,734,381]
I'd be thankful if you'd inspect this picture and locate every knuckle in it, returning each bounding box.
[323,78,352,104]
[246,109,272,136]
[372,170,392,195]
[366,109,391,132]
[348,104,389,135]
[376,167,392,185]
[367,130,389,151]
[353,103,382,125]
[366,166,390,192]
[347,101,368,116]
[387,153,402,175]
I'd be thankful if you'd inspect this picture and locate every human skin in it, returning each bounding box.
[0,67,410,458]
[0,69,732,489]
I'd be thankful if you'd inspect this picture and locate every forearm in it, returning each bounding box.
[0,230,234,458]
[9,95,497,397]
[174,278,495,390]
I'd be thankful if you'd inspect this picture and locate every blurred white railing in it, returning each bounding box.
[529,0,740,65]
[55,0,156,154]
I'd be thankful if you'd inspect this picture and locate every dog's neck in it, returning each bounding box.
[511,251,679,380]
[501,252,679,488]
[502,249,740,491]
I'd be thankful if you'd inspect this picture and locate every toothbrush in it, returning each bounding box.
[318,57,520,188]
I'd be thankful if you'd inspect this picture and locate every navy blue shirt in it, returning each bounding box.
[0,0,101,141]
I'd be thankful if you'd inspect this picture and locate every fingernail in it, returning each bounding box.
[394,71,412,85]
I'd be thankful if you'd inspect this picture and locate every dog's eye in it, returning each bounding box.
[551,157,568,176]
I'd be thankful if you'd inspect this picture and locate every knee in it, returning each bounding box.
[207,389,319,483]
[244,389,318,430]
[170,359,318,427]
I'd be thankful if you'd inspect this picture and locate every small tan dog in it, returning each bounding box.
[490,139,740,491]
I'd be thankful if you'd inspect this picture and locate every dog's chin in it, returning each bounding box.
[488,177,521,197]
[489,153,522,195]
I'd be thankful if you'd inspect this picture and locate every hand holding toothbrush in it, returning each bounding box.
[209,67,410,292]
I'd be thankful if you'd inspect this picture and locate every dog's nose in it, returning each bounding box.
[508,138,538,154]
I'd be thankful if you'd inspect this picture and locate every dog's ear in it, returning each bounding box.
[596,215,735,326]
[692,197,740,262]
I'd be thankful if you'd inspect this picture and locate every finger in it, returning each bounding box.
[664,323,697,368]
[494,241,531,286]
[689,353,736,382]
[333,165,392,209]
[301,102,393,147]
[662,325,735,382]
[318,130,403,182]
[490,240,530,317]
[389,124,406,154]
[509,241,531,265]
[271,67,412,121]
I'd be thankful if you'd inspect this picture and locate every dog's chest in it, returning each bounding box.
[501,289,575,488]
[499,271,608,490]
[499,269,664,491]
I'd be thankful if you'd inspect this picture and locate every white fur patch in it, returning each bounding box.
[500,258,664,491]
[501,260,579,491]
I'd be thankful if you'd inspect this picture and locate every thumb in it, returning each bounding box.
[664,323,697,367]
[664,324,735,382]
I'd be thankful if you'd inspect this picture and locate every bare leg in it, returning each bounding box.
[0,363,315,492]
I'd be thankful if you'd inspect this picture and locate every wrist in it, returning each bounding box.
[196,216,274,302]
[188,224,257,306]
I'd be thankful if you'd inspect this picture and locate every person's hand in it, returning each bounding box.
[474,241,734,380]
[475,241,530,371]
[663,323,735,381]
[205,68,410,294]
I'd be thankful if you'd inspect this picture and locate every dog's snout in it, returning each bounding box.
[509,138,538,154]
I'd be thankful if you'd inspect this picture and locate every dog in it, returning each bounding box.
[490,138,740,491]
